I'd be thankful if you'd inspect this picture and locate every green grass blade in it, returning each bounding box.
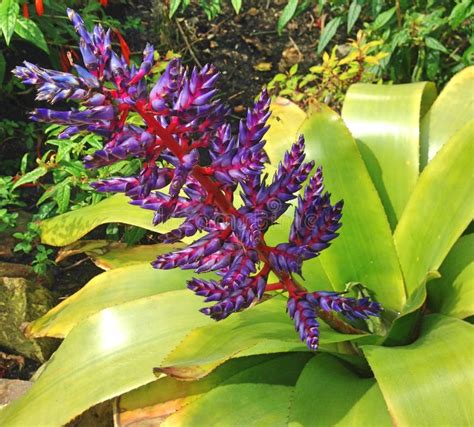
[299,104,406,310]
[420,66,474,168]
[289,354,391,427]
[342,82,437,229]
[428,234,474,319]
[394,119,474,297]
[0,291,213,426]
[363,315,474,426]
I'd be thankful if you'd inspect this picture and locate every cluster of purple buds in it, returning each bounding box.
[288,291,382,349]
[14,10,382,350]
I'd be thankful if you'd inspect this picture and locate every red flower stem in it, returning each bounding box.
[134,104,305,297]
[265,282,284,291]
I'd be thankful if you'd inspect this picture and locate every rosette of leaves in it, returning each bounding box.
[0,65,473,426]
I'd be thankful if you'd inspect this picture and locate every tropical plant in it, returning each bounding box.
[1,8,473,425]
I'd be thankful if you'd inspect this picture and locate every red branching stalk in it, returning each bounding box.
[134,102,305,297]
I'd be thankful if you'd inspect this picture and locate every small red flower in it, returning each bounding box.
[35,0,44,16]
[22,3,30,19]
[100,0,108,6]
[113,29,131,65]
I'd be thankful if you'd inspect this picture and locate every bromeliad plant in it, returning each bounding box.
[1,9,473,427]
[12,9,382,350]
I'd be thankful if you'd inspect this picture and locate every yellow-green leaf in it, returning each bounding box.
[420,66,474,168]
[26,264,199,338]
[428,234,474,319]
[289,354,391,427]
[158,296,364,381]
[394,119,474,297]
[39,194,183,247]
[342,82,437,228]
[363,315,474,426]
[299,103,406,310]
[0,291,213,426]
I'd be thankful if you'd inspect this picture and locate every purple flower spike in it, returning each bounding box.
[287,296,320,350]
[15,9,384,352]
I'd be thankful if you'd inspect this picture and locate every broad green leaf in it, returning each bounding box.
[158,295,365,380]
[0,291,213,426]
[168,0,181,17]
[342,82,437,228]
[162,353,311,427]
[347,0,362,33]
[394,119,474,297]
[299,104,406,310]
[0,0,18,45]
[26,264,199,338]
[12,166,48,190]
[277,0,298,34]
[14,16,48,52]
[289,354,391,427]
[90,243,183,270]
[420,66,474,168]
[318,17,341,54]
[116,354,284,426]
[231,0,242,14]
[39,194,183,246]
[363,315,474,426]
[428,234,474,319]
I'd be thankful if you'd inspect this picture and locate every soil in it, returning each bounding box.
[130,0,321,112]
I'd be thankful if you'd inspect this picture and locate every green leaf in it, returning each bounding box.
[449,0,473,28]
[371,6,396,30]
[277,0,298,34]
[363,315,474,426]
[116,354,285,426]
[14,16,48,52]
[428,234,474,319]
[0,291,214,426]
[289,354,391,426]
[265,98,307,166]
[39,194,185,247]
[0,0,18,45]
[318,17,341,54]
[53,180,71,214]
[425,36,448,54]
[12,166,48,189]
[299,104,406,310]
[342,82,437,228]
[89,243,184,270]
[231,0,242,14]
[157,296,364,380]
[420,66,474,168]
[394,119,474,297]
[26,264,201,338]
[162,353,311,427]
[347,0,362,33]
[169,0,182,17]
